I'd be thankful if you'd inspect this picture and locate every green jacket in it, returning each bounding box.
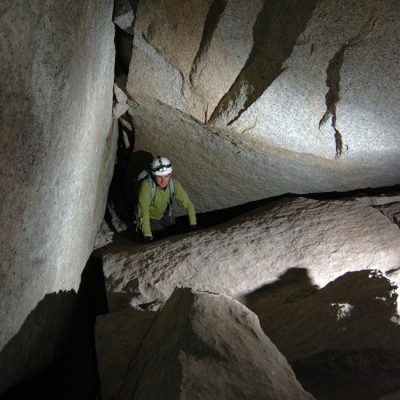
[137,178,196,237]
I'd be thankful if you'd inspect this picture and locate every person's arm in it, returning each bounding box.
[137,180,153,238]
[173,180,197,226]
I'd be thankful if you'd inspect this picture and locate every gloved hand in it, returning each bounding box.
[189,224,197,232]
[143,235,154,244]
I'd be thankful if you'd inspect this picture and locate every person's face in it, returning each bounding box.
[155,174,171,189]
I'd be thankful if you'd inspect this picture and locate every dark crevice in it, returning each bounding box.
[189,0,227,88]
[114,25,133,77]
[334,128,343,157]
[113,0,139,77]
[319,43,346,158]
[319,44,345,129]
[208,0,318,125]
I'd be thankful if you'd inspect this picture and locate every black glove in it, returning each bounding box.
[189,224,197,232]
[143,235,154,244]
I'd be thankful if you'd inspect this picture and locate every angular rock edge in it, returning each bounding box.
[96,287,314,400]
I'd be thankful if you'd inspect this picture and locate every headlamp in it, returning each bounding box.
[153,163,172,172]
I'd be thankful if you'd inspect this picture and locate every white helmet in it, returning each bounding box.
[151,156,173,176]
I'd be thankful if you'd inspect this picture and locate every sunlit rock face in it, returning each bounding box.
[0,0,115,392]
[127,0,400,212]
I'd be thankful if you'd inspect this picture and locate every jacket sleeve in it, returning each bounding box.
[137,180,153,237]
[173,180,197,226]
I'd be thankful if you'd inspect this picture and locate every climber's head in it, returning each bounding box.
[151,156,172,189]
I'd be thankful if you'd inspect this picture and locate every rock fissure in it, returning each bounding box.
[334,129,344,158]
[319,15,378,158]
[319,43,346,157]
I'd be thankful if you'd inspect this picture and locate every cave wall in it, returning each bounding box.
[127,0,400,212]
[0,0,115,391]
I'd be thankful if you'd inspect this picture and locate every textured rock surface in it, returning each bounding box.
[376,202,400,228]
[127,0,400,212]
[127,0,212,110]
[98,197,400,311]
[0,0,115,392]
[357,195,400,206]
[97,288,314,400]
[244,270,400,362]
[95,308,158,400]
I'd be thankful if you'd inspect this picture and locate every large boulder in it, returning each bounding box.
[96,287,314,400]
[0,0,115,392]
[126,0,400,212]
[98,197,400,311]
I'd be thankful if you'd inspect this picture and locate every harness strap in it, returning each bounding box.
[135,173,175,230]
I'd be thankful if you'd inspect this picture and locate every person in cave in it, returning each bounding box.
[135,155,197,243]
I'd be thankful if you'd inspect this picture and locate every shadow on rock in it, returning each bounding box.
[240,267,319,310]
[0,254,108,399]
[293,349,400,400]
[243,269,400,400]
